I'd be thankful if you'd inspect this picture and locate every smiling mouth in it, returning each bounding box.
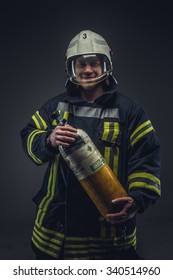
[80,77,97,82]
[81,75,97,79]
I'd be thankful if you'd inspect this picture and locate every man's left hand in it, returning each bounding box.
[106,196,140,224]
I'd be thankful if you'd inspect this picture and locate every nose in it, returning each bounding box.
[83,64,93,73]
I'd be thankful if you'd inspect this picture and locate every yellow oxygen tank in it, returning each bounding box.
[59,128,127,217]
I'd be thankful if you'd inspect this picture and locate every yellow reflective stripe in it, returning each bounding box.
[100,224,107,238]
[32,115,41,129]
[104,146,119,176]
[37,155,59,225]
[102,122,110,141]
[35,221,64,239]
[131,120,151,139]
[66,232,135,242]
[102,122,120,176]
[43,156,58,211]
[128,172,160,185]
[65,243,108,249]
[52,119,57,126]
[130,120,153,146]
[129,182,161,196]
[27,130,44,164]
[114,228,136,241]
[32,111,47,130]
[131,126,153,146]
[51,110,69,126]
[110,226,116,238]
[66,236,112,241]
[35,208,43,225]
[112,122,119,142]
[38,161,54,209]
[128,172,161,195]
[132,238,137,249]
[36,111,47,129]
[113,228,136,248]
[32,230,60,251]
[102,122,119,143]
[63,111,69,121]
[99,216,107,238]
[104,146,110,164]
[31,237,58,258]
[114,237,136,248]
[104,142,119,176]
[33,226,61,246]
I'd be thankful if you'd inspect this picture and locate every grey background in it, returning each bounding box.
[0,1,172,259]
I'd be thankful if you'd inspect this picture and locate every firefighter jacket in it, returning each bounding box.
[20,77,161,259]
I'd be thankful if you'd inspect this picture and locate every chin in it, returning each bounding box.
[79,82,99,90]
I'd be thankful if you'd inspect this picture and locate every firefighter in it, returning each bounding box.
[20,30,161,259]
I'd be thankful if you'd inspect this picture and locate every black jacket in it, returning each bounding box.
[20,78,161,259]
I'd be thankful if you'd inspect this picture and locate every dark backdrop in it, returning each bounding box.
[0,1,172,259]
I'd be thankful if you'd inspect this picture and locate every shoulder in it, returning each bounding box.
[40,92,67,113]
[115,90,139,107]
[115,91,145,119]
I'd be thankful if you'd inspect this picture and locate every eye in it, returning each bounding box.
[90,61,101,67]
[76,61,86,68]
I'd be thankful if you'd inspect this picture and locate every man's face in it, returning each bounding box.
[74,55,103,87]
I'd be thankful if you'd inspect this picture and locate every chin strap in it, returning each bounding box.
[70,72,111,88]
[65,73,118,90]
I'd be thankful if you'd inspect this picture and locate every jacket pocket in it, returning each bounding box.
[101,121,120,144]
[101,121,120,176]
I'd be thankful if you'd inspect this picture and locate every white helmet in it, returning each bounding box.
[65,30,113,88]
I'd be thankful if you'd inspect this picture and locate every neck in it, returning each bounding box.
[80,84,104,103]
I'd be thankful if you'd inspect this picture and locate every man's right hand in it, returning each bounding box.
[48,124,77,148]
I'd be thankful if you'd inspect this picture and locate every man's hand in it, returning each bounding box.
[106,196,140,224]
[48,124,77,148]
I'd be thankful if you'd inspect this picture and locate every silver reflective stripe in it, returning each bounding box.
[57,102,70,112]
[68,39,78,49]
[57,102,119,119]
[69,105,119,119]
[94,38,108,46]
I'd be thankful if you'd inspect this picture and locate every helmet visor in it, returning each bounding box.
[67,54,112,87]
[69,54,109,75]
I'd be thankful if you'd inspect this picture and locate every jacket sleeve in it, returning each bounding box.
[127,103,161,213]
[20,100,59,165]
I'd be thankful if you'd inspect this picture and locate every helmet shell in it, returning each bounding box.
[66,30,113,74]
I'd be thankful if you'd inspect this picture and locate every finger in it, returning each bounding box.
[55,134,76,143]
[106,208,135,223]
[59,129,77,136]
[112,196,132,204]
[106,207,137,224]
[106,214,128,224]
[106,210,127,219]
[58,124,77,133]
[55,128,77,137]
